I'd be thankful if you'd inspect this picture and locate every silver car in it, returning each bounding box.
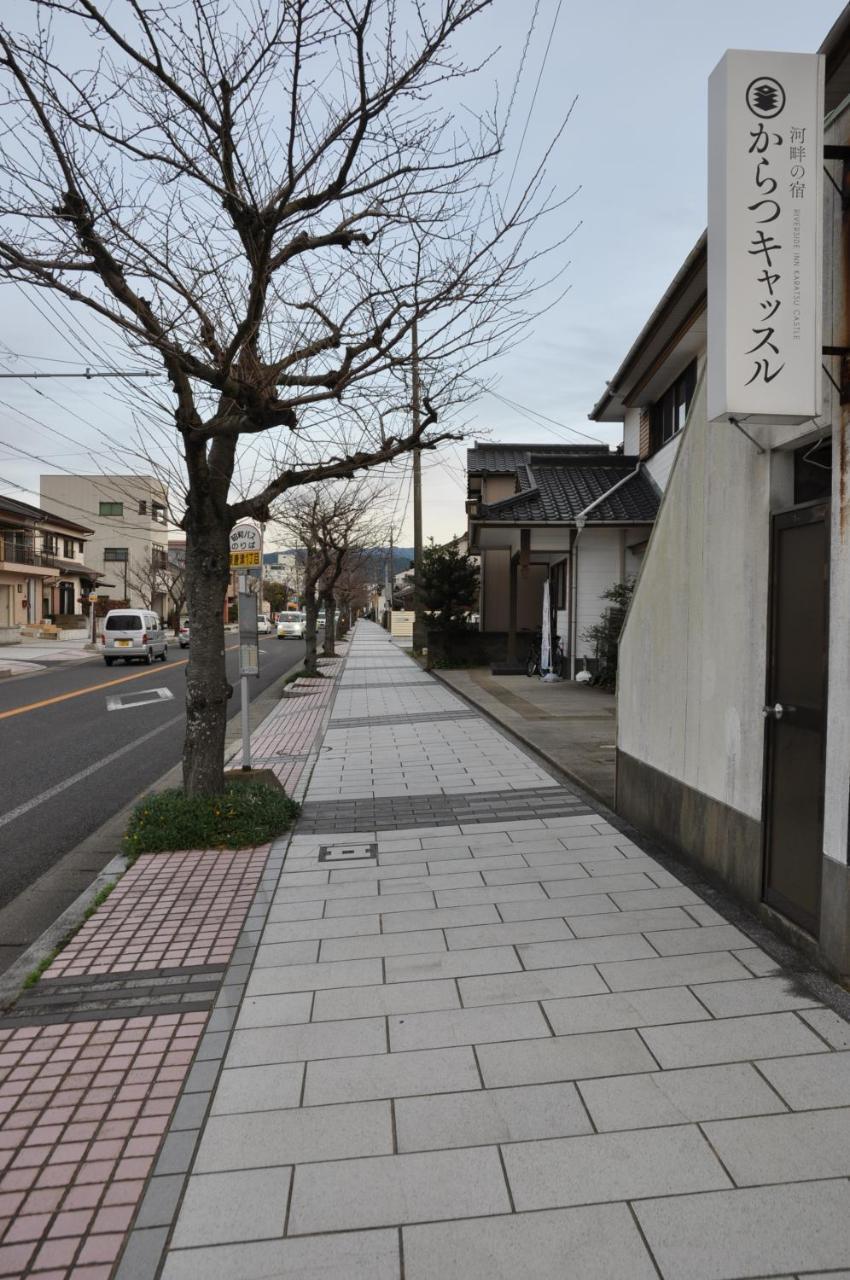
[102,609,169,665]
[277,611,306,638]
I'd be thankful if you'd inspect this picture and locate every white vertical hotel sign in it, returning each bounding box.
[708,50,824,425]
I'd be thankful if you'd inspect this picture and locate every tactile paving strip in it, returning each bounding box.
[296,785,593,833]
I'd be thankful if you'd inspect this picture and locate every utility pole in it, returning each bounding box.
[385,527,393,629]
[411,319,426,655]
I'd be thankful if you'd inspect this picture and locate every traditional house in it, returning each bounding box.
[466,443,659,671]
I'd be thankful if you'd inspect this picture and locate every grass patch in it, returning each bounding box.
[281,667,326,689]
[123,781,299,858]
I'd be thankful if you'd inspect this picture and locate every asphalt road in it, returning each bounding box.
[0,632,307,911]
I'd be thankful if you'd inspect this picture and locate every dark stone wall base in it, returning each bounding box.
[616,749,850,981]
[615,749,763,904]
[820,856,850,978]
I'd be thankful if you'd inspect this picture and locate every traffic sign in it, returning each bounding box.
[229,523,262,569]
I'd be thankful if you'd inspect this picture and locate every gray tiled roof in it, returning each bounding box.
[476,456,659,525]
[467,443,606,474]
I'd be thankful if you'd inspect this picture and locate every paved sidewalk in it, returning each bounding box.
[436,666,616,806]
[150,622,850,1280]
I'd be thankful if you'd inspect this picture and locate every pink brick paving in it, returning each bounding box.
[42,849,269,981]
[0,1013,206,1278]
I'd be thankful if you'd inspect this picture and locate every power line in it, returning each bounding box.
[504,0,566,203]
[481,386,607,445]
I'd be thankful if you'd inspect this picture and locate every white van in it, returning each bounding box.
[101,609,169,666]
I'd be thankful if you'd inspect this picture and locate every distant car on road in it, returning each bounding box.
[179,620,190,648]
[257,613,272,634]
[102,609,168,666]
[277,611,306,638]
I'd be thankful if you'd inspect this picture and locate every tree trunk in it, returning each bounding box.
[303,590,319,675]
[322,589,336,657]
[182,500,232,796]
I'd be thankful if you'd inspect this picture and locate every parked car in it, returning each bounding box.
[101,609,168,665]
[179,620,190,648]
[257,613,272,634]
[277,611,306,638]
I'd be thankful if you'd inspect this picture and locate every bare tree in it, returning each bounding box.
[0,1,571,792]
[274,481,383,674]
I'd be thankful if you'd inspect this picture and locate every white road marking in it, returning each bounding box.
[106,688,175,711]
[0,711,184,830]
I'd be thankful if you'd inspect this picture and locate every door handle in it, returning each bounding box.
[762,702,795,719]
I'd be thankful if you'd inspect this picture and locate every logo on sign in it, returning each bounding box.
[745,76,786,118]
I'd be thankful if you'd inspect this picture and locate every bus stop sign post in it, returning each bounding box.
[230,524,262,771]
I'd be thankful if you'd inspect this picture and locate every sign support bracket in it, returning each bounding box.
[728,416,767,454]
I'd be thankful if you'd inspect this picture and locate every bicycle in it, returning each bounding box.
[526,631,564,678]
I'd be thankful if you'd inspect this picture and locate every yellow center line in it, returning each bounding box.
[0,644,240,721]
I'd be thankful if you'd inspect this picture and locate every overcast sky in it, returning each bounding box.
[0,0,842,546]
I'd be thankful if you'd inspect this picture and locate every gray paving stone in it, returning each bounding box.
[183,1060,220,1094]
[481,864,589,885]
[517,934,656,970]
[503,1124,729,1209]
[642,1012,829,1068]
[287,1145,510,1234]
[541,873,657,899]
[730,945,783,977]
[210,1062,304,1115]
[798,1006,850,1048]
[161,1228,401,1280]
[195,1099,393,1171]
[389,1000,550,1051]
[396,1081,592,1152]
[579,1062,787,1131]
[227,1015,385,1066]
[246,957,382,996]
[154,1130,198,1176]
[262,915,380,943]
[134,1175,185,1229]
[171,1166,292,1246]
[634,1179,850,1280]
[497,894,616,921]
[320,928,447,961]
[433,853,528,873]
[235,991,313,1029]
[378,873,489,897]
[324,890,436,916]
[477,1029,657,1086]
[115,1227,169,1280]
[170,1092,210,1131]
[609,886,702,910]
[304,1045,481,1105]
[645,924,754,955]
[691,976,822,1017]
[434,883,548,907]
[444,919,573,950]
[704,1106,850,1184]
[275,880,380,901]
[543,986,710,1035]
[386,945,520,982]
[313,978,460,1021]
[565,906,698,936]
[598,951,752,991]
[403,1203,657,1280]
[330,861,429,882]
[756,1050,850,1109]
[458,965,608,1007]
[381,904,500,932]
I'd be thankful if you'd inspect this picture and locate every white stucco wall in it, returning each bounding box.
[617,372,773,820]
[576,529,624,660]
[645,436,681,492]
[623,408,641,456]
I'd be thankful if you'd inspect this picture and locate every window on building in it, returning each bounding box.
[104,547,128,562]
[63,537,75,558]
[650,360,697,452]
[99,501,124,517]
[42,533,58,556]
[151,502,166,524]
[138,499,147,515]
[152,544,167,571]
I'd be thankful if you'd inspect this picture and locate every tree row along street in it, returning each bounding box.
[0,634,307,917]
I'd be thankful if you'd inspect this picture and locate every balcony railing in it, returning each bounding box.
[0,541,58,569]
